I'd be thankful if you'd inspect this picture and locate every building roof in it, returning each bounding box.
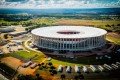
[31,26,107,38]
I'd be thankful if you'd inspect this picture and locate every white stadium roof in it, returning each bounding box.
[31,26,107,38]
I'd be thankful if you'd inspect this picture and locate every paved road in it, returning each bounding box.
[24,38,41,53]
[24,38,47,63]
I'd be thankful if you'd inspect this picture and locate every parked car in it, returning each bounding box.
[116,62,120,66]
[66,66,71,73]
[57,65,63,72]
[30,63,38,69]
[111,64,118,70]
[74,65,80,73]
[82,66,88,73]
[98,65,104,72]
[89,65,98,72]
[22,61,32,68]
[103,64,112,71]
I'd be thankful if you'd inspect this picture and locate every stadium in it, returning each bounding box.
[31,26,107,52]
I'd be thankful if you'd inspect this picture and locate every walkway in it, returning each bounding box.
[24,38,41,53]
[0,74,9,80]
[24,38,47,63]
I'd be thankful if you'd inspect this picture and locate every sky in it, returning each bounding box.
[0,0,120,9]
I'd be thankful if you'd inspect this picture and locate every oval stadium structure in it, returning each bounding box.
[31,26,107,52]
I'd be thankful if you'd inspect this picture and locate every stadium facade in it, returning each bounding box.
[31,26,107,52]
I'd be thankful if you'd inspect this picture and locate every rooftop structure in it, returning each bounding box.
[31,26,107,52]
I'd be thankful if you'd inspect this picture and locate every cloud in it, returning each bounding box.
[0,0,120,9]
[5,0,27,2]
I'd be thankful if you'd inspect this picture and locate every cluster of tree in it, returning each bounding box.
[38,62,57,76]
[25,23,50,31]
[0,14,32,21]
[104,24,120,33]
[46,62,57,76]
[17,74,43,80]
[0,13,120,22]
[60,74,84,80]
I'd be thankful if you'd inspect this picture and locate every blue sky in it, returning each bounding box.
[0,0,120,9]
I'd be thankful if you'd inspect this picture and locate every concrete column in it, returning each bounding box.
[100,36,101,45]
[75,39,77,50]
[49,38,51,49]
[64,39,66,49]
[44,38,46,47]
[63,38,64,50]
[93,38,94,46]
[40,37,42,46]
[88,38,90,47]
[39,36,40,46]
[42,38,44,47]
[52,39,53,49]
[59,39,61,50]
[92,38,93,46]
[97,37,99,46]
[94,37,96,47]
[72,39,73,50]
[56,38,58,50]
[83,39,85,49]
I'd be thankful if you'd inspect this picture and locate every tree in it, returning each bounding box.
[38,64,41,67]
[78,74,84,80]
[48,62,52,66]
[17,74,25,80]
[74,75,78,80]
[41,63,44,65]
[36,73,39,78]
[35,73,43,80]
[60,74,66,80]
[51,70,57,75]
[17,74,34,80]
[49,69,52,73]
[4,34,9,39]
[50,66,55,70]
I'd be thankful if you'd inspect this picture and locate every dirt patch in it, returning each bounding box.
[1,57,37,75]
[1,57,23,69]
[107,32,120,39]
[18,66,37,75]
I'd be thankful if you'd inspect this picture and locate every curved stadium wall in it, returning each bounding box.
[31,26,107,52]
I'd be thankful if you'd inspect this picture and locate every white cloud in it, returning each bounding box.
[0,0,119,9]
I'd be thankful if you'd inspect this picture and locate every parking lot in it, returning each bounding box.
[1,41,24,54]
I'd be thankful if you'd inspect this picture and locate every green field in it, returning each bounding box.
[10,51,36,59]
[9,50,45,62]
[106,35,120,45]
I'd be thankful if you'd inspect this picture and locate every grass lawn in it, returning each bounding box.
[55,19,120,26]
[49,59,80,67]
[106,35,120,45]
[49,56,107,67]
[10,51,36,59]
[10,50,45,62]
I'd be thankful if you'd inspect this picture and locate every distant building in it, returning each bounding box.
[0,27,14,33]
[9,31,27,36]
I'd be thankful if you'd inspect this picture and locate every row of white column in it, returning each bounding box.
[32,34,106,51]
